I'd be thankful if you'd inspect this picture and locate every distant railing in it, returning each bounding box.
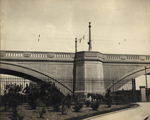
[146,56,150,60]
[105,55,121,60]
[103,54,150,62]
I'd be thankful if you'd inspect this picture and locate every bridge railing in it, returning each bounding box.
[103,54,150,62]
[1,50,150,62]
[0,50,75,60]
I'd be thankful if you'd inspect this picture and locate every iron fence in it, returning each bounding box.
[0,76,140,104]
[0,76,136,93]
[0,77,134,96]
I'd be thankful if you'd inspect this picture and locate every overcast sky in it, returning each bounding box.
[0,0,150,89]
[1,0,150,54]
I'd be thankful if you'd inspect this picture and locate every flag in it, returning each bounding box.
[78,29,87,43]
[79,38,82,43]
[83,35,85,40]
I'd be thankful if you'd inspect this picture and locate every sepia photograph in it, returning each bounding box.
[0,0,150,120]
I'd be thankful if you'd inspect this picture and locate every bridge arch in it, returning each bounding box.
[108,65,150,91]
[0,61,73,95]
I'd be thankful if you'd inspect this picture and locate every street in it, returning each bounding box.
[85,103,150,120]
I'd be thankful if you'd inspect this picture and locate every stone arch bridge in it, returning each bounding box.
[0,50,150,95]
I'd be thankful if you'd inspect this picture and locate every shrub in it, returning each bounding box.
[85,100,91,107]
[38,107,46,118]
[4,84,23,111]
[53,103,62,111]
[40,83,53,106]
[61,94,72,114]
[39,82,65,111]
[52,91,64,111]
[28,88,39,109]
[27,82,63,109]
[26,82,66,111]
[91,101,100,110]
[73,102,83,112]
[62,105,68,115]
[12,105,25,120]
[62,94,72,108]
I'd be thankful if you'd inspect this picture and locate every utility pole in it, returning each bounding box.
[145,66,148,101]
[88,22,92,51]
[73,38,77,96]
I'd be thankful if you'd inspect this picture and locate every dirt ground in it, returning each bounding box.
[0,103,138,120]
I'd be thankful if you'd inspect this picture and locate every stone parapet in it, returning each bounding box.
[75,51,103,62]
[1,50,150,63]
[0,50,75,62]
[103,54,150,63]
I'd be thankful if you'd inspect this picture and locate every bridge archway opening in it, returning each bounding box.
[107,67,150,103]
[0,74,33,95]
[116,75,150,91]
[0,68,44,83]
[108,66,150,91]
[0,62,73,95]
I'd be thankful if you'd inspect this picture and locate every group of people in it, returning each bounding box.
[4,83,23,95]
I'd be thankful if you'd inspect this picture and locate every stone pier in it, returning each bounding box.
[75,51,105,98]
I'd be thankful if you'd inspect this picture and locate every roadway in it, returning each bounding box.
[85,102,150,120]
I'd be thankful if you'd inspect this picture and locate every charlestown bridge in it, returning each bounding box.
[0,50,150,96]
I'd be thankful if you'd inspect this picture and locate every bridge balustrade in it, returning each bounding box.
[0,51,75,60]
[146,56,150,60]
[5,51,23,57]
[1,50,150,63]
[105,55,121,60]
[127,55,139,60]
[103,54,150,62]
[55,53,74,58]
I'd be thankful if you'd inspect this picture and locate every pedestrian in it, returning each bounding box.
[22,84,29,93]
[105,89,112,107]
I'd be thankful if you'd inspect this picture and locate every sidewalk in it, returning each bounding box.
[84,102,150,120]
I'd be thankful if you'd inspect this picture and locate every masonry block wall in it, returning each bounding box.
[75,51,105,96]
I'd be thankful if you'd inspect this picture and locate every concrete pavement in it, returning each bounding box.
[84,103,150,120]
